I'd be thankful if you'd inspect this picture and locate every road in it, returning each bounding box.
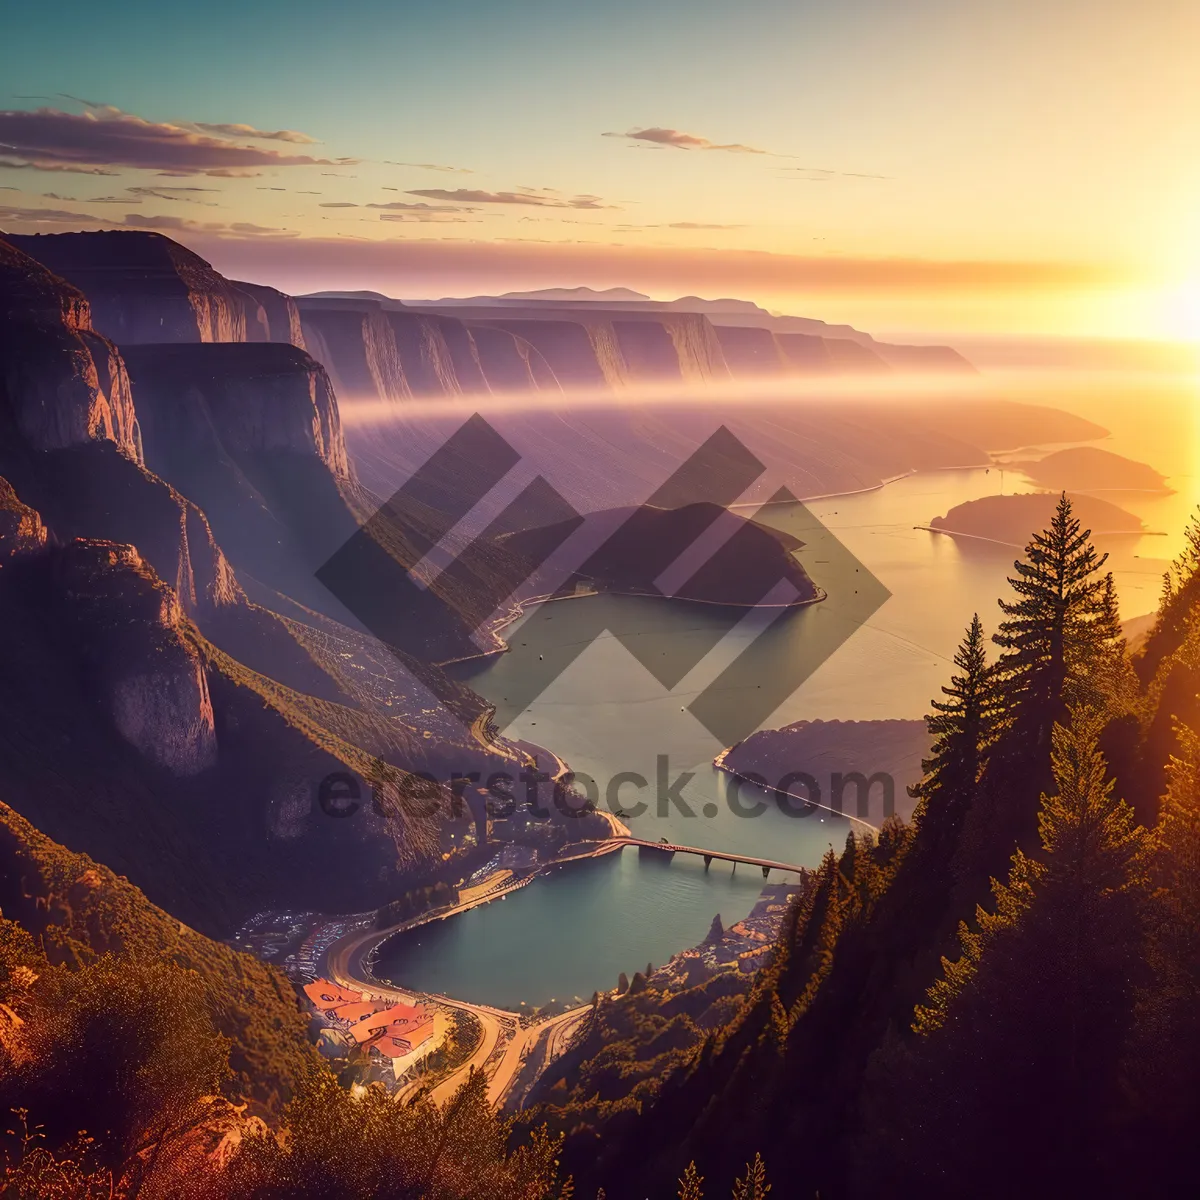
[323,883,595,1110]
[321,829,794,1108]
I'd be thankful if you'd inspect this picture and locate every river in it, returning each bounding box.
[371,376,1198,1009]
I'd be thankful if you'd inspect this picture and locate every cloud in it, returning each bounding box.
[189,122,318,144]
[604,127,768,154]
[367,200,474,212]
[0,106,356,176]
[122,213,298,238]
[126,184,221,205]
[319,201,359,208]
[408,187,615,210]
[781,166,891,181]
[0,203,96,223]
[0,157,116,176]
[384,161,473,174]
[375,202,480,224]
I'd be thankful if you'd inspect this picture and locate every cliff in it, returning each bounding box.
[0,477,47,560]
[6,230,266,344]
[422,305,731,389]
[124,342,349,477]
[118,341,373,616]
[0,235,140,455]
[53,538,218,775]
[230,279,308,349]
[297,295,562,399]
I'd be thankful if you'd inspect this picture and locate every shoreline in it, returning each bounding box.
[917,523,1154,550]
[711,745,879,832]
[437,581,827,671]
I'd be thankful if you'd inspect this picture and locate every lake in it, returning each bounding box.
[372,378,1198,1008]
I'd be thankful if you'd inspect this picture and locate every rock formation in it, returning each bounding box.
[6,230,265,344]
[54,538,218,775]
[0,236,140,454]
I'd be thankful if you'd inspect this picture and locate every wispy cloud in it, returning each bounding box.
[615,221,745,231]
[0,104,355,176]
[603,127,769,154]
[189,121,318,144]
[408,187,615,210]
[122,212,298,237]
[0,202,95,223]
[126,184,221,205]
[384,161,473,174]
[780,166,891,181]
[0,156,116,176]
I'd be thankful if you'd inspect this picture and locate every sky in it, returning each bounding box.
[1,0,1198,338]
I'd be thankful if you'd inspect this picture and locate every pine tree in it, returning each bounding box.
[902,708,1148,1195]
[678,1160,704,1200]
[731,1152,771,1199]
[993,493,1113,735]
[911,614,998,818]
[1125,719,1200,1165]
[1140,506,1200,677]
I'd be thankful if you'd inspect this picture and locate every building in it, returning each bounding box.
[301,978,435,1060]
[302,979,363,1016]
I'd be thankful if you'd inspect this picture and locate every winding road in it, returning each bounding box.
[321,830,788,1108]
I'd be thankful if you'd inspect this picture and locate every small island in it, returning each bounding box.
[1009,446,1172,494]
[927,492,1144,547]
[500,500,821,608]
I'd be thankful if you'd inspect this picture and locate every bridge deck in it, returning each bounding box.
[618,837,806,875]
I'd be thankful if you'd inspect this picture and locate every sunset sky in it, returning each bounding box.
[2,0,1198,338]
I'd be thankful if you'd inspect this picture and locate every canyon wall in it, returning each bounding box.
[7,230,266,344]
[0,236,140,454]
[54,538,218,775]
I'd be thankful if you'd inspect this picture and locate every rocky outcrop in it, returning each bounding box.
[7,230,264,344]
[54,538,217,775]
[299,295,567,399]
[715,325,788,377]
[0,478,47,561]
[0,235,140,455]
[124,342,349,478]
[464,321,557,392]
[429,306,730,390]
[120,341,366,614]
[231,279,307,349]
[296,297,410,400]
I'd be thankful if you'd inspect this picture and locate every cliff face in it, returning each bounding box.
[124,342,349,478]
[0,477,47,560]
[298,296,564,400]
[120,341,366,612]
[230,279,308,349]
[296,297,410,400]
[6,230,265,344]
[0,236,140,455]
[426,306,730,391]
[55,538,218,775]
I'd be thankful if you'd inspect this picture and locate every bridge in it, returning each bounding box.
[612,837,806,879]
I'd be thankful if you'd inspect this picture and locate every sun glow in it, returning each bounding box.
[1160,280,1200,343]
